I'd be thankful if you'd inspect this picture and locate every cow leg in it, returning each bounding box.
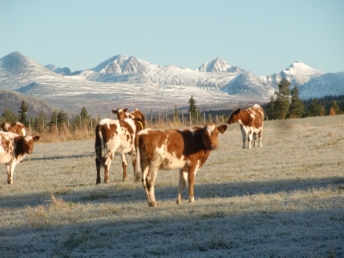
[6,163,15,184]
[104,151,113,183]
[240,126,246,148]
[253,133,257,148]
[188,167,198,203]
[146,166,158,207]
[247,131,253,149]
[131,150,137,179]
[258,130,263,147]
[176,169,188,204]
[121,153,128,181]
[141,160,156,207]
[96,157,101,184]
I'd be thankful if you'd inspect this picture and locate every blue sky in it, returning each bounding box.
[1,0,343,76]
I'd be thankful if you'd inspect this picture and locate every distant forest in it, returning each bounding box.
[203,94,344,120]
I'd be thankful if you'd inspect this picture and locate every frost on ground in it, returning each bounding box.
[0,115,343,257]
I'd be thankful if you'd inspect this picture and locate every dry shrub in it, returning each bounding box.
[26,205,48,228]
[49,193,70,209]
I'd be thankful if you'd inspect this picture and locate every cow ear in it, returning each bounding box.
[193,126,202,130]
[217,125,228,134]
[33,136,40,142]
[111,110,118,114]
[123,108,128,113]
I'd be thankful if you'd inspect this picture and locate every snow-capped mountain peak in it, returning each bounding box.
[198,57,244,73]
[259,61,324,90]
[284,61,323,77]
[92,55,151,74]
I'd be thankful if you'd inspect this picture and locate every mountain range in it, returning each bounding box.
[0,51,343,117]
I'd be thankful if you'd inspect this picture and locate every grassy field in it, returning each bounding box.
[1,115,343,257]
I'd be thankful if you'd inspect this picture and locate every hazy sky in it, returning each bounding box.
[1,0,343,76]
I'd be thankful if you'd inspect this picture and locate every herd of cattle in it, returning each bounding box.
[0,104,264,207]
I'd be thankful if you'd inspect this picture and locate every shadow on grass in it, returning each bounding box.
[1,176,343,209]
[28,153,94,161]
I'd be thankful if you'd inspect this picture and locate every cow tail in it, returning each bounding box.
[95,124,104,166]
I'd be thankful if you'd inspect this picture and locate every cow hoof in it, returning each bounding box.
[7,180,13,184]
[189,197,195,203]
[176,199,182,205]
[149,201,157,207]
[122,177,127,182]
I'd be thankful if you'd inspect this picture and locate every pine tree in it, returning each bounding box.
[1,109,18,123]
[266,96,276,120]
[49,110,58,126]
[307,98,321,116]
[34,111,46,131]
[288,86,304,118]
[188,96,197,120]
[274,79,291,119]
[18,100,29,125]
[57,111,67,125]
[80,107,89,121]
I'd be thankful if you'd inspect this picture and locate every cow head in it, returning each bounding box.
[227,108,241,125]
[112,108,129,120]
[201,123,227,150]
[130,108,146,129]
[16,135,40,155]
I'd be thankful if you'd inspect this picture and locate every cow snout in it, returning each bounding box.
[210,145,217,150]
[27,150,33,154]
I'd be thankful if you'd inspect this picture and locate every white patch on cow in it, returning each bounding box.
[194,160,200,175]
[205,124,215,135]
[138,129,151,135]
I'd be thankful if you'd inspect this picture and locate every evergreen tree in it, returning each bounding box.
[266,96,276,120]
[288,86,305,118]
[274,78,291,119]
[1,109,18,123]
[49,110,58,126]
[307,98,321,116]
[80,107,89,121]
[18,100,29,125]
[34,111,46,131]
[57,111,67,125]
[188,96,197,119]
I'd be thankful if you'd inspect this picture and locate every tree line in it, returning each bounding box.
[265,78,344,120]
[1,101,97,132]
[1,85,343,132]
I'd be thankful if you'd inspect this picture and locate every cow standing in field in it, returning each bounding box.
[135,123,227,207]
[0,131,40,184]
[0,122,26,136]
[227,104,264,149]
[95,108,146,184]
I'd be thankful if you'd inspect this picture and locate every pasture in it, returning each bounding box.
[1,115,343,257]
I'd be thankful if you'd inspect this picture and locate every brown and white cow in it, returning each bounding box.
[95,108,146,184]
[135,123,227,207]
[0,131,40,184]
[0,122,26,136]
[227,104,264,149]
